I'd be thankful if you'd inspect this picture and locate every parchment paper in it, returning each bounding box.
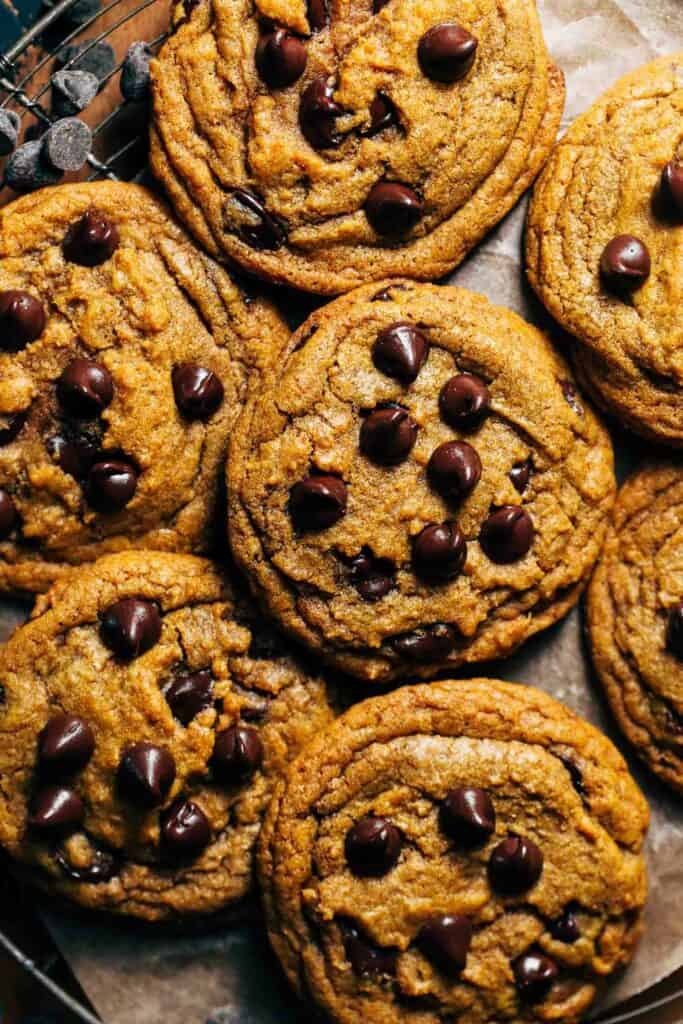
[1,0,682,1020]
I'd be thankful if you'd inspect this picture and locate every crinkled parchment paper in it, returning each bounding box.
[1,0,682,1020]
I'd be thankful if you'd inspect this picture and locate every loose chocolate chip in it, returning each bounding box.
[360,404,417,465]
[660,161,683,218]
[85,457,138,512]
[0,490,17,539]
[56,845,118,883]
[256,29,307,88]
[100,598,161,659]
[373,322,428,383]
[550,907,580,944]
[51,69,99,117]
[225,189,286,250]
[439,373,490,431]
[440,786,495,848]
[0,412,27,447]
[560,380,583,416]
[365,181,423,235]
[43,117,92,172]
[120,41,152,102]
[290,474,347,531]
[513,950,559,1003]
[57,358,114,418]
[0,110,19,156]
[63,209,119,266]
[488,835,543,895]
[172,363,224,420]
[38,714,95,775]
[163,670,213,725]
[5,141,63,193]
[118,743,176,807]
[600,235,650,292]
[0,289,46,351]
[341,920,397,977]
[392,622,457,661]
[349,550,395,601]
[417,914,472,975]
[307,0,328,30]
[29,785,84,835]
[211,724,263,783]
[160,797,210,859]
[667,602,683,660]
[480,506,533,564]
[363,93,399,136]
[413,522,466,582]
[57,40,116,81]
[345,816,402,876]
[427,441,482,502]
[509,458,532,495]
[299,75,343,149]
[418,23,477,84]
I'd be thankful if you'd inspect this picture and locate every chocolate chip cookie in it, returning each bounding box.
[150,0,564,295]
[587,463,683,794]
[259,679,649,1024]
[228,280,616,683]
[0,181,287,593]
[0,551,334,920]
[527,54,683,447]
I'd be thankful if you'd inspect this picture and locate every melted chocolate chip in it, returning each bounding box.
[117,743,176,807]
[57,358,114,418]
[418,23,478,83]
[667,602,683,660]
[488,835,543,895]
[417,914,472,975]
[160,797,210,859]
[172,364,224,420]
[256,29,307,88]
[363,93,399,136]
[0,490,17,539]
[413,522,466,582]
[360,404,417,465]
[365,181,423,235]
[85,457,138,512]
[29,785,84,835]
[100,598,161,660]
[0,290,45,351]
[290,474,347,531]
[38,714,95,775]
[163,669,214,725]
[600,235,650,292]
[391,622,457,661]
[211,724,263,782]
[56,844,119,883]
[299,76,342,149]
[345,816,402,876]
[225,189,286,250]
[427,441,481,502]
[660,161,683,218]
[550,906,580,944]
[348,549,395,601]
[509,458,532,495]
[513,950,559,1003]
[440,786,495,848]
[560,380,583,416]
[47,433,100,479]
[480,506,534,564]
[341,919,397,977]
[373,322,428,383]
[63,209,119,266]
[439,373,490,431]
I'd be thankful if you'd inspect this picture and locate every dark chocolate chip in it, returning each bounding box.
[47,433,99,478]
[413,521,466,582]
[120,41,152,102]
[488,835,543,895]
[365,181,423,235]
[4,140,63,193]
[0,411,27,447]
[439,373,490,431]
[417,914,472,975]
[0,490,17,539]
[57,358,113,418]
[256,29,307,88]
[667,602,683,660]
[0,289,46,351]
[51,69,99,117]
[372,0,390,10]
[509,458,532,495]
[480,506,534,564]
[57,40,116,81]
[427,441,481,502]
[550,906,580,944]
[211,724,263,782]
[360,404,417,465]
[372,322,428,383]
[290,474,347,531]
[418,23,478,83]
[600,235,650,292]
[38,714,95,775]
[513,950,559,1003]
[224,189,286,250]
[163,670,213,725]
[392,622,457,661]
[660,161,683,218]
[118,743,176,807]
[85,457,138,512]
[345,815,402,876]
[440,786,495,848]
[56,844,118,883]
[560,380,583,416]
[100,598,161,659]
[29,785,84,835]
[172,364,224,420]
[349,549,395,601]
[341,919,397,977]
[363,93,399,136]
[307,0,328,30]
[63,209,119,266]
[43,117,92,172]
[299,75,342,149]
[160,797,210,859]
[0,110,19,156]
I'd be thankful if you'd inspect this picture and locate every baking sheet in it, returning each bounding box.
[1,0,682,1020]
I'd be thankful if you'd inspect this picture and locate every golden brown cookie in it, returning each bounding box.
[0,181,288,594]
[587,463,683,794]
[228,280,616,683]
[0,551,334,921]
[259,679,649,1024]
[527,54,683,447]
[150,0,564,294]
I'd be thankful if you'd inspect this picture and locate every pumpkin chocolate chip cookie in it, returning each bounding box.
[0,181,288,594]
[259,679,649,1024]
[150,0,564,294]
[527,54,683,447]
[0,551,334,921]
[228,280,616,683]
[587,463,683,794]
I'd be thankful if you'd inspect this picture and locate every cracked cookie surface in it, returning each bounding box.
[228,280,616,683]
[587,463,683,794]
[0,181,288,593]
[0,551,334,920]
[150,0,564,294]
[526,54,683,447]
[259,679,648,1024]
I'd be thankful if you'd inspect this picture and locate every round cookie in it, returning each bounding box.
[526,54,683,447]
[0,551,334,921]
[259,679,649,1024]
[228,280,616,683]
[587,463,683,794]
[0,181,288,593]
[150,0,564,294]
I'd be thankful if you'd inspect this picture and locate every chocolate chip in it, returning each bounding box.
[392,622,457,661]
[480,506,533,564]
[600,235,650,292]
[509,458,532,495]
[417,914,472,975]
[345,816,402,876]
[163,670,213,725]
[38,714,95,775]
[47,434,99,478]
[100,598,161,659]
[118,743,176,807]
[360,404,417,465]
[5,141,63,193]
[57,40,116,81]
[120,41,152,102]
[57,358,113,418]
[172,364,224,420]
[256,29,307,88]
[488,835,543,895]
[427,441,481,502]
[513,950,559,1003]
[0,110,19,156]
[211,724,263,782]
[413,522,466,582]
[440,786,495,848]
[560,380,583,416]
[0,289,46,351]
[63,209,119,266]
[372,322,428,383]
[660,161,683,218]
[290,474,347,531]
[43,117,92,172]
[299,75,342,149]
[51,69,99,117]
[365,181,423,235]
[160,797,210,859]
[224,189,286,250]
[341,920,397,977]
[550,907,580,944]
[363,93,399,136]
[559,755,587,798]
[667,602,683,660]
[56,844,118,883]
[0,412,27,447]
[418,23,477,83]
[85,457,138,511]
[29,785,84,835]
[349,550,395,601]
[439,373,490,431]
[307,0,328,30]
[372,0,390,10]
[0,490,17,540]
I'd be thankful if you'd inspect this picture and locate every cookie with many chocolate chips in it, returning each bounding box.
[0,181,287,593]
[527,54,683,447]
[259,679,649,1024]
[150,0,564,294]
[587,463,683,794]
[0,552,334,920]
[228,281,616,682]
